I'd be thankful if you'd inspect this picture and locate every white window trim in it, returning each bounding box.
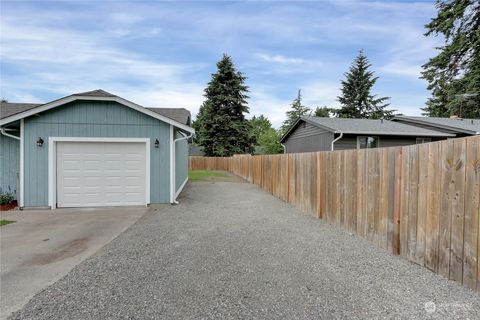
[356,135,380,149]
[48,137,150,209]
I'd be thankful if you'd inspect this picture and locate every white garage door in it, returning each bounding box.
[56,142,147,207]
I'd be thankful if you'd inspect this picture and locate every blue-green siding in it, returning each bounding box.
[23,100,171,207]
[0,134,19,199]
[175,130,188,192]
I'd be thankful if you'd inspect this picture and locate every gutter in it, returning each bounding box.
[331,132,343,151]
[171,130,194,204]
[0,127,21,140]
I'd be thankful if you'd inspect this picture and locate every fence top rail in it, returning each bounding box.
[188,136,480,159]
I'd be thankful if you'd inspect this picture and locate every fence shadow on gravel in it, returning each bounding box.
[189,135,480,292]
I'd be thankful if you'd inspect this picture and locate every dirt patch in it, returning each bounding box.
[24,238,89,266]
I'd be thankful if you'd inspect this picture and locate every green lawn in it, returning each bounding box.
[0,219,15,226]
[189,170,227,182]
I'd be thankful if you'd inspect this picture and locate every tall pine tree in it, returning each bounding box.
[336,50,393,119]
[421,0,480,118]
[195,54,251,156]
[281,90,311,133]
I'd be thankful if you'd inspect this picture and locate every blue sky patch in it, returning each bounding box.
[0,0,441,127]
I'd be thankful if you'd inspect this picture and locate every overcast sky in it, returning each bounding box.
[1,0,441,128]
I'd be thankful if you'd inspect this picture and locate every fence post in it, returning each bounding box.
[392,147,402,256]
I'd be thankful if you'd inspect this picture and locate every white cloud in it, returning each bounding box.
[256,54,307,65]
[247,81,341,129]
[248,88,292,128]
[109,13,143,25]
[0,0,439,123]
[380,62,422,79]
[301,81,340,108]
[0,18,206,111]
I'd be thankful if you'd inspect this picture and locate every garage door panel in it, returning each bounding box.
[57,142,147,208]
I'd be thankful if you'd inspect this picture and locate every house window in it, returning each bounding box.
[357,136,379,149]
[416,137,432,144]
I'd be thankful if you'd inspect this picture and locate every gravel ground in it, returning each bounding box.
[10,181,480,319]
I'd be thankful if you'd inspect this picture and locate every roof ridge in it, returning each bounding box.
[72,89,116,97]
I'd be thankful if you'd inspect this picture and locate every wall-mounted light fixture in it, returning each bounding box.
[154,139,160,148]
[36,137,44,147]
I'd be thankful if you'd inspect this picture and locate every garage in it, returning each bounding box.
[0,89,194,209]
[56,141,148,207]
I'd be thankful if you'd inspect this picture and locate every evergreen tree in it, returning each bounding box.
[195,54,251,156]
[281,90,311,133]
[421,0,480,118]
[336,50,393,119]
[313,106,331,117]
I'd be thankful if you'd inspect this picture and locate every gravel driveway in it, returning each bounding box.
[10,180,480,319]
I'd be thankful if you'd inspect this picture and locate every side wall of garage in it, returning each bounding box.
[23,100,171,207]
[175,130,188,193]
[0,134,19,199]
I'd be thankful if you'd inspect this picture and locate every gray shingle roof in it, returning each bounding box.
[1,90,192,127]
[282,116,455,140]
[0,102,43,120]
[72,89,117,97]
[393,116,480,135]
[147,108,191,125]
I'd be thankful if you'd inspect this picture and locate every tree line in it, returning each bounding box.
[194,0,479,156]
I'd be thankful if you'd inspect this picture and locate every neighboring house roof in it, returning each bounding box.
[0,89,194,133]
[189,145,205,156]
[392,116,480,135]
[280,116,455,143]
[148,108,191,125]
[0,102,42,119]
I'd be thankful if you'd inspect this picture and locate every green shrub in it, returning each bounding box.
[0,193,14,205]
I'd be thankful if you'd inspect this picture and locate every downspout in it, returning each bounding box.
[0,128,21,140]
[171,130,194,204]
[281,143,286,153]
[331,132,343,151]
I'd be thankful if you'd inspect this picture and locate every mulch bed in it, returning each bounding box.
[0,201,18,211]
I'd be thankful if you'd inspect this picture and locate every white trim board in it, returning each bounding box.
[19,119,24,208]
[0,95,195,134]
[48,137,150,209]
[169,125,175,203]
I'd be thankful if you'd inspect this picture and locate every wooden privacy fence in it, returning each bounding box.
[189,135,480,292]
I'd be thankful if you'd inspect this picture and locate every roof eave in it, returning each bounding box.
[280,116,336,143]
[392,116,477,135]
[340,131,455,137]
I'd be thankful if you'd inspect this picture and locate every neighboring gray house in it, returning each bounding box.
[392,116,480,137]
[0,89,194,209]
[280,116,454,154]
